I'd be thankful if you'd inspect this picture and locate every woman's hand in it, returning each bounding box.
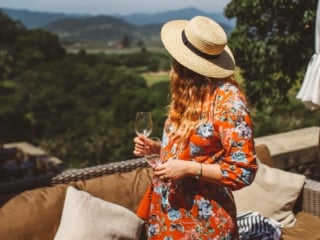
[133,136,161,156]
[153,159,192,182]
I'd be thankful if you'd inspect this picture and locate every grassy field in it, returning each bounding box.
[63,43,166,55]
[142,71,169,86]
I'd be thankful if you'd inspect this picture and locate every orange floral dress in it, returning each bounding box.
[147,82,258,240]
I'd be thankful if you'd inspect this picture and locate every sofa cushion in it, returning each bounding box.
[233,160,306,227]
[281,212,320,240]
[255,144,275,167]
[0,166,152,240]
[76,166,153,212]
[54,186,144,240]
[0,184,68,240]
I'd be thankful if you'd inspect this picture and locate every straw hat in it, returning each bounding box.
[161,16,235,78]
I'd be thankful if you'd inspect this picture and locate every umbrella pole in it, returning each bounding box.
[311,129,320,181]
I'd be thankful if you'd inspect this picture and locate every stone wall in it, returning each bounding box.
[254,126,320,177]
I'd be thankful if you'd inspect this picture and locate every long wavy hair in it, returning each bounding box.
[167,59,238,146]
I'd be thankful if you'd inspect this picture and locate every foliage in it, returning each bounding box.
[225,0,317,110]
[0,11,170,167]
[251,95,320,137]
[1,9,320,169]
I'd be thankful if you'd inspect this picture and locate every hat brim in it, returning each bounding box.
[161,20,235,78]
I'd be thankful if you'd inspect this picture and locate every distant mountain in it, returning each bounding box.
[0,7,235,47]
[0,7,234,30]
[43,14,233,46]
[119,7,235,27]
[44,15,161,43]
[0,7,87,28]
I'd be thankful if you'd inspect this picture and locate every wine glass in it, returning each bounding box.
[135,112,153,138]
[135,112,155,165]
[144,137,162,167]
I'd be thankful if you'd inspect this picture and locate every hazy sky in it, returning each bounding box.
[0,0,231,15]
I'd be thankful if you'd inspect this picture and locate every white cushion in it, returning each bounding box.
[54,186,144,240]
[233,160,306,227]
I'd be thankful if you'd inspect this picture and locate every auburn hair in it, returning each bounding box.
[167,59,238,146]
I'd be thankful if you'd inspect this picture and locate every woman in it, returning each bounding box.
[133,16,258,240]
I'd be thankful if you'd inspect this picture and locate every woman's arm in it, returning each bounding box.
[154,159,222,184]
[154,85,258,188]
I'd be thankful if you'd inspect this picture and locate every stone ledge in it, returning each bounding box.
[254,126,320,170]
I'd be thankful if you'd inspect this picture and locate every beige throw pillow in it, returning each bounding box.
[233,160,306,227]
[54,186,144,240]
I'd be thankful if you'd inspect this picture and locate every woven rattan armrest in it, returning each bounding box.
[302,179,320,217]
[51,158,149,185]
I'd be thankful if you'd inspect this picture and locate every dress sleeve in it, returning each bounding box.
[213,84,258,191]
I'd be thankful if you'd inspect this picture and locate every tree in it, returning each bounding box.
[0,11,25,48]
[120,34,131,48]
[0,12,172,166]
[225,0,317,110]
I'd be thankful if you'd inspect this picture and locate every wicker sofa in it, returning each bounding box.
[0,144,319,239]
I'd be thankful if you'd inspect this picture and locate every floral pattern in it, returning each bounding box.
[147,82,257,239]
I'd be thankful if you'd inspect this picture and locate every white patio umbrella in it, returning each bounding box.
[296,0,320,111]
[296,1,320,181]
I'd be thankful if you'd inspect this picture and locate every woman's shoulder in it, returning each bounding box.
[212,80,249,108]
[217,80,240,91]
[214,80,244,98]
